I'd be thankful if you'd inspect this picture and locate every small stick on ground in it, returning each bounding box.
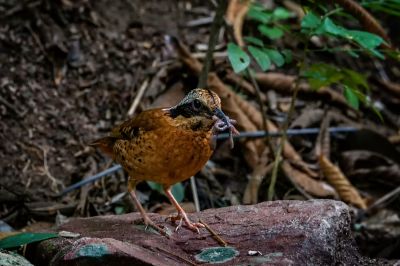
[199,218,228,247]
[127,79,149,116]
[38,146,64,193]
[155,247,197,266]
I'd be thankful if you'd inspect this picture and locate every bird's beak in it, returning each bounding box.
[213,108,230,126]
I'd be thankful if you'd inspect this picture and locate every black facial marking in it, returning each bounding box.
[170,100,213,118]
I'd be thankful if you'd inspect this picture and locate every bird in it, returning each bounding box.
[90,88,238,235]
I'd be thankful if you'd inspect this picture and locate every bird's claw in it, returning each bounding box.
[167,213,204,233]
[140,217,167,236]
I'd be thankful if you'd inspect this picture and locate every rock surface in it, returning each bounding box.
[28,200,373,265]
[0,249,34,266]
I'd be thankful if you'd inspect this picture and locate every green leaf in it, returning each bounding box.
[347,50,359,58]
[346,30,384,50]
[147,180,163,193]
[301,12,321,30]
[302,63,344,89]
[258,25,284,40]
[282,49,293,64]
[170,182,184,202]
[147,181,185,202]
[282,49,292,63]
[273,7,292,20]
[342,69,369,91]
[248,46,271,71]
[244,36,264,47]
[317,18,385,59]
[344,86,360,109]
[0,232,58,249]
[247,5,272,24]
[227,43,250,73]
[114,206,125,215]
[264,49,285,67]
[320,17,348,36]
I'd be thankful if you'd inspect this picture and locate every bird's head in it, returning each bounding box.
[168,88,238,147]
[169,88,226,121]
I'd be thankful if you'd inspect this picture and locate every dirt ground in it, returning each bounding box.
[1,0,400,260]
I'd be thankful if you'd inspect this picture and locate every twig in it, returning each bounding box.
[155,247,197,266]
[246,69,275,157]
[199,218,228,247]
[268,79,301,201]
[38,146,64,193]
[0,95,24,117]
[198,0,228,88]
[76,158,97,215]
[59,164,122,196]
[127,79,149,116]
[186,15,214,27]
[191,0,228,212]
[366,185,400,213]
[190,176,200,213]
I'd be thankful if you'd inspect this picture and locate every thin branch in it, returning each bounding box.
[127,79,149,116]
[192,0,228,212]
[199,218,228,247]
[198,0,228,88]
[246,69,276,156]
[268,80,301,200]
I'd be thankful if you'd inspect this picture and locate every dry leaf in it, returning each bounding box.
[319,154,367,209]
[282,160,336,197]
[377,79,400,98]
[150,82,186,109]
[226,0,251,47]
[243,148,273,204]
[290,108,325,129]
[340,150,400,187]
[225,71,267,101]
[314,111,330,158]
[255,72,350,108]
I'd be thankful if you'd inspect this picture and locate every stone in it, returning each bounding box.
[0,249,34,266]
[27,200,377,265]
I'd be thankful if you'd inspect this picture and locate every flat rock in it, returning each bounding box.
[27,200,375,265]
[1,250,33,266]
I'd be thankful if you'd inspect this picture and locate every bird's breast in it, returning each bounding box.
[114,126,213,186]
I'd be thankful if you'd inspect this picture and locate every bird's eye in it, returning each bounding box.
[192,99,202,110]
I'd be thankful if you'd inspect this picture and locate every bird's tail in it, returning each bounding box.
[89,137,116,157]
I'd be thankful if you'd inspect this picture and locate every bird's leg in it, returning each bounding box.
[128,179,166,236]
[163,186,204,233]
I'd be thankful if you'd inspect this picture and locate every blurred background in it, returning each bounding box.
[1,0,400,260]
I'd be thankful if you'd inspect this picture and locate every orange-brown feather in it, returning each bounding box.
[91,107,215,187]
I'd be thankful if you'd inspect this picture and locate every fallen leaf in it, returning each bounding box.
[226,0,251,47]
[282,161,336,197]
[319,154,367,209]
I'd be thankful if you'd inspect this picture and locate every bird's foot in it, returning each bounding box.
[137,217,168,237]
[167,212,204,233]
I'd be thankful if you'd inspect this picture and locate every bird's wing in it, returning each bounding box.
[110,108,170,139]
[90,108,170,156]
